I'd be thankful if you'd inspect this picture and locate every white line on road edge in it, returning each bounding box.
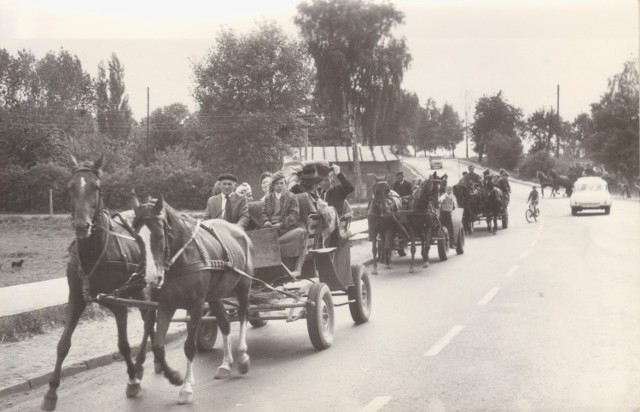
[423,325,466,357]
[519,250,530,259]
[505,265,520,277]
[361,396,392,412]
[478,287,501,305]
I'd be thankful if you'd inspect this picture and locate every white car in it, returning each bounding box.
[570,176,612,215]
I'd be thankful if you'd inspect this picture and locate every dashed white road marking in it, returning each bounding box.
[505,265,520,277]
[519,250,530,259]
[424,325,465,357]
[361,396,392,412]
[478,287,501,305]
[530,240,537,247]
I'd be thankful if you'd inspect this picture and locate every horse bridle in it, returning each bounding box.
[70,165,104,228]
[132,213,175,271]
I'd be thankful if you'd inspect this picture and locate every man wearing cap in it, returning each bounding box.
[461,164,482,189]
[204,173,250,230]
[392,171,413,197]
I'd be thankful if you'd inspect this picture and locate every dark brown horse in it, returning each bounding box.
[536,171,559,197]
[42,156,156,411]
[453,183,484,234]
[548,168,575,196]
[482,180,505,235]
[367,179,405,275]
[132,196,254,404]
[402,174,442,272]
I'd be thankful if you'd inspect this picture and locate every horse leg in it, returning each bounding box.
[105,304,143,398]
[152,306,183,386]
[422,225,431,268]
[370,233,378,275]
[132,288,158,379]
[408,227,416,273]
[213,299,234,379]
[383,229,393,269]
[236,280,251,375]
[41,291,86,411]
[179,300,203,404]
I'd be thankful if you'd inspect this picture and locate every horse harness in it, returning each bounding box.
[70,165,144,303]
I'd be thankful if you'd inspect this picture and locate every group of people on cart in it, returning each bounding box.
[203,161,354,277]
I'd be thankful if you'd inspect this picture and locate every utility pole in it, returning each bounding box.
[464,91,470,158]
[556,84,560,158]
[146,87,150,166]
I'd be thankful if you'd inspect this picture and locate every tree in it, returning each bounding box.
[436,103,464,157]
[485,130,523,170]
[471,91,523,163]
[96,54,133,147]
[191,21,310,181]
[414,98,440,154]
[296,0,411,199]
[0,48,94,167]
[564,113,594,157]
[146,103,191,153]
[192,21,312,115]
[525,108,558,154]
[584,60,639,183]
[518,150,556,179]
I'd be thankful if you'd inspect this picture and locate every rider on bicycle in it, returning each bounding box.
[527,185,540,213]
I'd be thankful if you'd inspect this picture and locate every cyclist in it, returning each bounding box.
[527,185,540,216]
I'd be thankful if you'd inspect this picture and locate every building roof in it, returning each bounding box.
[286,145,400,163]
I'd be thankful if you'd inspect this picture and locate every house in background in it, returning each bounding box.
[283,145,402,200]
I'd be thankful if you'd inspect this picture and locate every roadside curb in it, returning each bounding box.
[0,329,184,398]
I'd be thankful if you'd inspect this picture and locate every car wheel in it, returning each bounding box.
[604,207,610,215]
[571,207,578,216]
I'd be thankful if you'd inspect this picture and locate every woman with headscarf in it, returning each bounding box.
[258,172,272,201]
[260,171,307,277]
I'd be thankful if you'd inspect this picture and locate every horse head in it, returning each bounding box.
[132,195,170,288]
[415,176,441,211]
[370,179,392,216]
[68,154,104,238]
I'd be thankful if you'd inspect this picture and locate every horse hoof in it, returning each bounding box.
[126,382,141,398]
[154,361,163,374]
[178,390,193,405]
[215,367,231,380]
[167,371,184,386]
[238,354,250,375]
[41,393,58,411]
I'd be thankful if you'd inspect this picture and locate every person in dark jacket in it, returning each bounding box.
[392,171,413,197]
[318,164,354,217]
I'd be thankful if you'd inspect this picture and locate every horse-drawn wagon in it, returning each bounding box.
[192,213,372,351]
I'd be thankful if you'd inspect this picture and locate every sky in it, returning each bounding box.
[0,0,638,153]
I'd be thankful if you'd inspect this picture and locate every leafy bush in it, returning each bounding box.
[0,163,70,213]
[485,131,523,170]
[518,150,556,179]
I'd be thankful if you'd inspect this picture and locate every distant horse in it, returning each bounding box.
[549,169,574,196]
[483,180,505,235]
[452,183,484,234]
[367,179,405,275]
[132,196,254,404]
[42,155,156,411]
[536,171,559,197]
[402,173,442,272]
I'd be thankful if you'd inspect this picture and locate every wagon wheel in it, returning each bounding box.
[306,283,335,350]
[348,264,372,324]
[437,227,449,261]
[502,213,509,229]
[456,227,465,255]
[196,309,218,352]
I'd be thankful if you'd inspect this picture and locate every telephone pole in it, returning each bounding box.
[556,84,560,158]
[146,87,150,166]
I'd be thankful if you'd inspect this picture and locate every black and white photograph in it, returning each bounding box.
[0,0,638,410]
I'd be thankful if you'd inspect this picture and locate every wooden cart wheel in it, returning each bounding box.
[196,310,218,352]
[437,227,449,261]
[306,283,334,350]
[456,227,465,255]
[348,264,372,324]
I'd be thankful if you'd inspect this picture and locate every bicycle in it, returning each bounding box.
[525,202,539,223]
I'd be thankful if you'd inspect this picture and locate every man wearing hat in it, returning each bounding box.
[204,173,250,230]
[392,171,413,197]
[461,164,482,189]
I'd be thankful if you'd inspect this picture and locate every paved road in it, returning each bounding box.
[3,158,640,411]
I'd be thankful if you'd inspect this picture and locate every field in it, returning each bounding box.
[0,215,74,288]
